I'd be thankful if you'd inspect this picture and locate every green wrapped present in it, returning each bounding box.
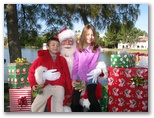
[110,54,135,68]
[8,62,31,88]
[100,85,108,112]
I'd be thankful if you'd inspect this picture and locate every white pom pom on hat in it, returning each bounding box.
[55,28,76,42]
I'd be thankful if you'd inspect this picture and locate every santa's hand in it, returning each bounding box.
[87,68,102,83]
[42,69,61,81]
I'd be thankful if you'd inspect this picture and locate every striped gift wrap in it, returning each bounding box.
[9,86,32,112]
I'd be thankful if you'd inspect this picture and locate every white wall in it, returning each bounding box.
[118,41,148,49]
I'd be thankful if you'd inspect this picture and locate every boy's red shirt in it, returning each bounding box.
[28,50,72,95]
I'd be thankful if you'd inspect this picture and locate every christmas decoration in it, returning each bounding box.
[110,54,135,68]
[9,87,32,112]
[8,62,31,88]
[18,96,28,107]
[74,81,84,91]
[15,57,28,63]
[108,66,148,112]
[36,84,43,94]
[130,76,145,87]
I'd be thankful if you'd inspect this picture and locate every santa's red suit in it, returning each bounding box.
[28,50,72,112]
[45,28,108,112]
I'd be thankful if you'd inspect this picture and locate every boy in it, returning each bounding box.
[28,37,72,112]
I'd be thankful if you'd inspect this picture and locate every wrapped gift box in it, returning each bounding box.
[108,66,148,112]
[100,85,108,112]
[138,56,148,68]
[9,86,32,112]
[130,52,148,67]
[129,52,148,57]
[110,54,135,68]
[8,62,31,88]
[138,53,148,56]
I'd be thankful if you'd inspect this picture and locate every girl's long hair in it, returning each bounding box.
[77,24,99,52]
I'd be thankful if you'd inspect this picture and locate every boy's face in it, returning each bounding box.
[47,40,60,55]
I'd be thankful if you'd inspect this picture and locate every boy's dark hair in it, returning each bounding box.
[46,37,60,46]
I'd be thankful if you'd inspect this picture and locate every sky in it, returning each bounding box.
[73,4,148,37]
[3,4,148,37]
[135,4,148,33]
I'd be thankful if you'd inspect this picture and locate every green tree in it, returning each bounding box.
[104,23,148,48]
[4,4,141,62]
[78,30,81,34]
[56,4,140,31]
[103,22,122,48]
[97,38,105,47]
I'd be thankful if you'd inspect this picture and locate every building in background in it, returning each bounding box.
[118,36,148,50]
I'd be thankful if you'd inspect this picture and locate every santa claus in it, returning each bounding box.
[43,28,108,112]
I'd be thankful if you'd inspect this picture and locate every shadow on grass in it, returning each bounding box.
[4,83,9,102]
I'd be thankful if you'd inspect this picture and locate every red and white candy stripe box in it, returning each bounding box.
[9,86,32,112]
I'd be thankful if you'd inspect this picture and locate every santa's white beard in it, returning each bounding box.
[60,44,76,77]
[60,44,75,58]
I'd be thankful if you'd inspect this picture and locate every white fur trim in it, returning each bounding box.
[96,61,108,79]
[80,98,90,109]
[34,66,47,84]
[58,29,76,42]
[63,106,72,112]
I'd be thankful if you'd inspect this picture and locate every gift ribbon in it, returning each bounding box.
[36,84,43,94]
[74,81,84,90]
[36,86,43,94]
[130,76,145,87]
[18,96,28,107]
[15,57,28,63]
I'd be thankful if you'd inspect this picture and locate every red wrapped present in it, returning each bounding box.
[129,52,148,56]
[108,66,148,112]
[138,53,148,56]
[9,86,32,112]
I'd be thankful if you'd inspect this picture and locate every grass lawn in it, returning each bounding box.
[106,48,148,54]
[4,83,9,102]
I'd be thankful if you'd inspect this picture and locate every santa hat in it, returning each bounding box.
[56,28,76,42]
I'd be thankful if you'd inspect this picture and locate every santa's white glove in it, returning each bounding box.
[42,69,61,81]
[87,68,102,83]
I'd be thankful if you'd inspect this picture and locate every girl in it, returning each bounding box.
[71,24,101,112]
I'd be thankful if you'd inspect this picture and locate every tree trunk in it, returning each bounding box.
[6,4,21,63]
[81,15,89,25]
[79,9,89,25]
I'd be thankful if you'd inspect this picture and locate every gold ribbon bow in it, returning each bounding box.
[130,76,145,87]
[15,57,28,63]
